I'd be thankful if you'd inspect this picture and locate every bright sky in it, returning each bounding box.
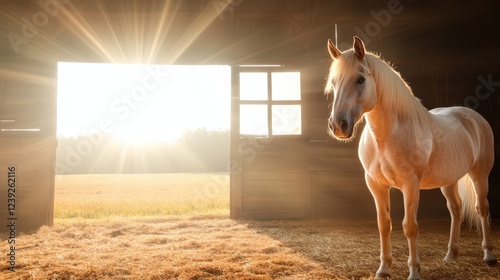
[57,63,230,143]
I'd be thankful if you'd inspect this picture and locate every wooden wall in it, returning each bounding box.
[0,61,57,232]
[0,0,499,224]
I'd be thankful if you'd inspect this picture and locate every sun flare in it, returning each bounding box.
[57,63,230,144]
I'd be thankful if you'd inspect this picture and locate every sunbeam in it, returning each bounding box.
[147,1,180,63]
[164,2,230,63]
[57,2,119,62]
[1,0,240,67]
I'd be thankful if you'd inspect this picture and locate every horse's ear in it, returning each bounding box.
[327,39,342,59]
[353,36,365,60]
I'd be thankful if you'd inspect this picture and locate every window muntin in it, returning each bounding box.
[238,70,301,137]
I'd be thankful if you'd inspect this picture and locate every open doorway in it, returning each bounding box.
[55,63,231,220]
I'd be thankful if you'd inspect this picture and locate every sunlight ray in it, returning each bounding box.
[147,1,180,63]
[86,139,118,174]
[0,9,73,62]
[94,0,128,62]
[0,68,54,86]
[57,2,118,62]
[133,2,146,63]
[117,141,131,174]
[165,2,230,63]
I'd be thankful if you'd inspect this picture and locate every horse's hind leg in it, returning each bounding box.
[469,171,498,265]
[440,182,462,261]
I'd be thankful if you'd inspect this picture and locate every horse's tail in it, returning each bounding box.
[458,174,481,230]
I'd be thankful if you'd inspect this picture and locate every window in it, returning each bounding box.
[236,67,301,137]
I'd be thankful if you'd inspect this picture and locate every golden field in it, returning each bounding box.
[54,173,229,220]
[0,173,499,279]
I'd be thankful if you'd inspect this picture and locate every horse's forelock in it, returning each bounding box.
[325,50,358,92]
[325,49,379,97]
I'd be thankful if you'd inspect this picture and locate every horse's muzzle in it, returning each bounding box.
[328,116,353,139]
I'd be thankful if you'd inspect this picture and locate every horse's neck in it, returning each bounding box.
[364,104,399,144]
[364,59,431,144]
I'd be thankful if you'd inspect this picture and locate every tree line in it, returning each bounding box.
[56,128,230,174]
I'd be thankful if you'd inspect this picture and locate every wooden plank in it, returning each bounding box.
[230,170,242,219]
[242,180,301,197]
[0,145,50,156]
[241,143,302,172]
[309,155,364,173]
[314,183,367,197]
[312,171,366,196]
[230,66,242,219]
[305,125,330,141]
[307,141,359,157]
[313,188,449,220]
[314,194,373,206]
[239,209,305,219]
[242,196,304,211]
[1,83,53,106]
[300,152,312,218]
[0,105,54,120]
[314,202,376,220]
[0,118,44,128]
[242,171,301,181]
[0,137,40,147]
[312,170,372,219]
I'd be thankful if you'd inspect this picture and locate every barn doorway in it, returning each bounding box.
[55,63,231,219]
[55,63,305,221]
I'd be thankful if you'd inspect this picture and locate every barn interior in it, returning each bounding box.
[0,0,499,231]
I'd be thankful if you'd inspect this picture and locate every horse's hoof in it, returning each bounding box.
[443,256,457,262]
[484,258,498,266]
[443,250,459,262]
[375,272,391,279]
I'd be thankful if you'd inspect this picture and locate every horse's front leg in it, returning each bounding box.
[402,180,421,280]
[366,174,392,279]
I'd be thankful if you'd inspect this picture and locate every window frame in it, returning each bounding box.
[231,65,302,139]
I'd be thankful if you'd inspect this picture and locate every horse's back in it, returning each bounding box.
[430,106,493,141]
[429,106,494,170]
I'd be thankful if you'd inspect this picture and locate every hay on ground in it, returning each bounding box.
[1,216,499,280]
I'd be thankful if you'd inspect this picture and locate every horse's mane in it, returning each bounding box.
[326,49,432,130]
[364,52,430,124]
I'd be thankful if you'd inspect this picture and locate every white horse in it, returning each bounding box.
[325,36,497,280]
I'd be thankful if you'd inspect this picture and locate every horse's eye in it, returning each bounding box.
[357,76,365,84]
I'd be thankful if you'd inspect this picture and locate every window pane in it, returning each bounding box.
[271,72,300,100]
[240,105,268,136]
[240,72,268,100]
[272,105,301,135]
